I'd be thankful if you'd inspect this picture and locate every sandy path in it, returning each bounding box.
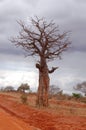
[0,94,86,130]
[0,108,38,130]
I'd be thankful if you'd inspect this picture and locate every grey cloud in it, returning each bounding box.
[0,44,24,55]
[0,0,34,57]
[0,0,34,24]
[75,0,86,4]
[0,76,5,79]
[0,52,35,71]
[36,0,73,19]
[24,0,39,6]
[0,0,5,2]
[71,45,86,52]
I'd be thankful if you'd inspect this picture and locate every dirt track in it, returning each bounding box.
[0,108,39,130]
[0,93,86,130]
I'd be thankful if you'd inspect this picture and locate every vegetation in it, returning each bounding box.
[17,83,30,93]
[49,85,60,95]
[0,86,15,92]
[0,92,86,130]
[74,81,86,96]
[11,16,71,107]
[49,85,62,98]
[72,93,82,99]
[0,87,5,92]
[20,93,28,104]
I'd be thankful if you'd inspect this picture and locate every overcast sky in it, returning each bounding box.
[0,0,86,93]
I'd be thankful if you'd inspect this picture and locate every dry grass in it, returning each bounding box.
[0,91,86,117]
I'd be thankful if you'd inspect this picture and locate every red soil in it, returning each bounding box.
[0,108,38,130]
[0,93,86,130]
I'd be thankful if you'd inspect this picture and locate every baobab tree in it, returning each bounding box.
[11,16,71,107]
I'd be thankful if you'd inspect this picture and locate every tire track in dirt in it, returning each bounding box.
[0,94,86,130]
[0,108,40,130]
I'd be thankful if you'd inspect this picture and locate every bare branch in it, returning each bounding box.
[48,67,59,73]
[11,16,71,60]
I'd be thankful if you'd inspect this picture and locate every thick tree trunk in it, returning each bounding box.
[36,57,50,107]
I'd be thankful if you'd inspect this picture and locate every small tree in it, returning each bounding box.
[17,83,30,93]
[11,16,71,107]
[4,86,14,92]
[0,87,4,92]
[49,85,60,95]
[74,81,86,96]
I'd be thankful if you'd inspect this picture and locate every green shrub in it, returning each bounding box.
[72,93,82,99]
[20,94,28,104]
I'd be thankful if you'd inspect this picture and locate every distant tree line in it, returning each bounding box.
[0,81,86,98]
[0,83,30,93]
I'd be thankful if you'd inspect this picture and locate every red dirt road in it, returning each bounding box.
[0,93,86,130]
[0,108,39,130]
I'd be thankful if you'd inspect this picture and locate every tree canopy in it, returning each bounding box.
[11,16,71,61]
[17,83,30,93]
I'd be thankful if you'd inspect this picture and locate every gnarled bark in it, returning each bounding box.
[36,58,49,107]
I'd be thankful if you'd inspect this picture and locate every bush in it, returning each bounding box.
[4,86,14,92]
[72,93,82,99]
[20,94,28,104]
[17,83,30,93]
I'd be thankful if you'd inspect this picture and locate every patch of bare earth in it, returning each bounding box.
[0,93,86,130]
[0,108,40,130]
